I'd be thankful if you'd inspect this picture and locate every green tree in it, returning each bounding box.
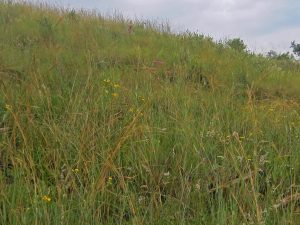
[267,50,294,60]
[267,50,278,58]
[291,41,300,57]
[226,38,247,52]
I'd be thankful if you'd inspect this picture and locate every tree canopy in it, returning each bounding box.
[291,41,300,57]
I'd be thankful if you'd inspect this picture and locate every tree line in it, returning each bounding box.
[225,38,300,61]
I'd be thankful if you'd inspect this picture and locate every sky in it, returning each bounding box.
[27,0,300,54]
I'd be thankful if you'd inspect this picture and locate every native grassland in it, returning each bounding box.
[1,2,300,225]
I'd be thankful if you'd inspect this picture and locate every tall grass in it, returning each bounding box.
[0,2,300,224]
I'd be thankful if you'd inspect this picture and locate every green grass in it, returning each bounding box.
[1,1,300,224]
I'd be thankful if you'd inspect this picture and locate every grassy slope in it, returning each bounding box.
[1,2,300,225]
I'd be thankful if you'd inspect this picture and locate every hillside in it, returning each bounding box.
[1,2,300,224]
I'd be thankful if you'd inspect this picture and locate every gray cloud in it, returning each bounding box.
[28,0,300,53]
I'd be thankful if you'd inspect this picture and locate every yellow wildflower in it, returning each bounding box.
[112,93,118,98]
[107,176,113,185]
[5,104,12,111]
[42,195,51,203]
[103,79,111,83]
[113,83,120,88]
[72,168,79,173]
[136,109,143,116]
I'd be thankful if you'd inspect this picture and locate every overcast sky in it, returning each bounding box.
[28,0,300,54]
